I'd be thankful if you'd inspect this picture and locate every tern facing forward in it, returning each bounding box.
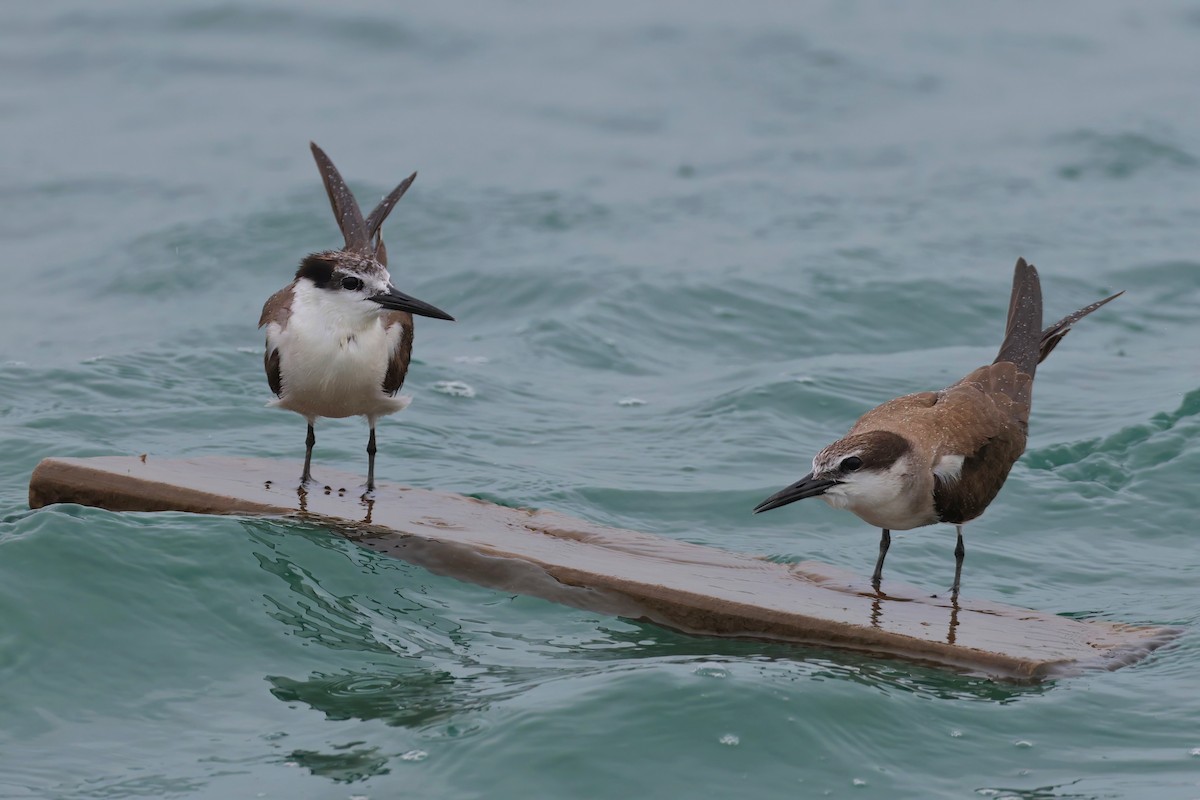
[259,143,454,494]
[753,259,1121,595]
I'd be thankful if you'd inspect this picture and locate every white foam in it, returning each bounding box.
[432,380,476,398]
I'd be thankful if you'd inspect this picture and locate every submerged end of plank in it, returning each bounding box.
[28,455,1181,680]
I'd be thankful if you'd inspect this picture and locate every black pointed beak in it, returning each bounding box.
[753,472,839,514]
[370,285,455,321]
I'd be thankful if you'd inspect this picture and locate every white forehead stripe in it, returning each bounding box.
[815,450,861,473]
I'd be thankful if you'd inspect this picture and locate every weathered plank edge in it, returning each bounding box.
[27,456,1181,681]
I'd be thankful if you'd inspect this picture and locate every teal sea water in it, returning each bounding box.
[3,2,1200,797]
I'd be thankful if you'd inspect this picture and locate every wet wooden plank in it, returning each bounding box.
[28,455,1177,680]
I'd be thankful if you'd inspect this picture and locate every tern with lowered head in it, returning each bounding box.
[259,143,454,495]
[753,259,1121,595]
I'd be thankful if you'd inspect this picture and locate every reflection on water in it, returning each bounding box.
[254,522,1045,747]
[269,667,480,729]
[284,744,391,784]
[948,599,961,646]
[973,779,1094,800]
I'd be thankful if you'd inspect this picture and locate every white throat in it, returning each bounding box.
[263,281,411,422]
[291,280,382,337]
[820,453,936,531]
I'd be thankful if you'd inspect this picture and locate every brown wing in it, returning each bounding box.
[851,363,1031,524]
[951,360,1033,430]
[851,363,1032,450]
[259,283,295,398]
[265,348,282,396]
[928,366,1030,523]
[258,283,295,330]
[381,311,414,395]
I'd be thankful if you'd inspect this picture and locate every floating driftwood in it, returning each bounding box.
[28,456,1176,679]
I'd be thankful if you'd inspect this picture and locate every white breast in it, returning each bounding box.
[266,282,410,422]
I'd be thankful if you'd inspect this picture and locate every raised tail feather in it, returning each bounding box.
[993,258,1044,376]
[363,171,416,267]
[310,142,369,253]
[1038,289,1124,363]
[310,142,419,263]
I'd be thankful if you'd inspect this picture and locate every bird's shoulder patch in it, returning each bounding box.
[259,282,297,330]
[381,311,414,396]
[932,453,966,484]
[265,347,282,397]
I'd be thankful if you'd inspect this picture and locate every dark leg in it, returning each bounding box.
[951,525,965,598]
[872,529,891,588]
[301,423,316,486]
[365,426,377,493]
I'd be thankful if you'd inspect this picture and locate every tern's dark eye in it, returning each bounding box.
[341,276,364,291]
[840,456,863,472]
